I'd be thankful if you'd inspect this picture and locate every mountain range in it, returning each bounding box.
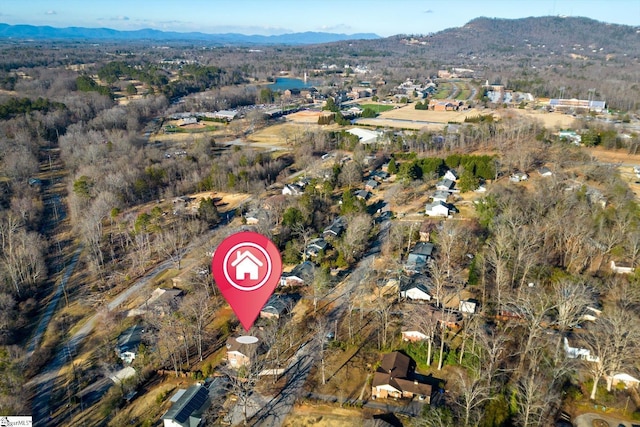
[0,23,380,45]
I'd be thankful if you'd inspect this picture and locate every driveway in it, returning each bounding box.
[575,413,633,427]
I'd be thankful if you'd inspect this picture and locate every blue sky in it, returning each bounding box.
[1,0,638,36]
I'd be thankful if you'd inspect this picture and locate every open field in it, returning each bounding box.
[379,104,481,123]
[496,108,578,128]
[433,83,453,99]
[283,404,368,427]
[359,103,395,113]
[285,109,335,124]
[248,121,339,147]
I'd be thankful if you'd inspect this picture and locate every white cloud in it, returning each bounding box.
[45,10,57,15]
[315,24,354,33]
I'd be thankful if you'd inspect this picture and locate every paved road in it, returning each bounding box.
[28,214,251,426]
[236,215,388,426]
[26,247,82,358]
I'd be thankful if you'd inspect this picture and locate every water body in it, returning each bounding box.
[268,77,319,91]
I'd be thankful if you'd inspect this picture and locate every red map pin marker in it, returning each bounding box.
[212,231,282,331]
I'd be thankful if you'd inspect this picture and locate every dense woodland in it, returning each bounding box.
[0,16,640,426]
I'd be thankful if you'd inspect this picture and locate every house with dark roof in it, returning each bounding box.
[305,238,328,258]
[399,278,433,302]
[260,294,298,320]
[280,261,315,287]
[436,179,455,192]
[162,383,210,427]
[371,352,433,401]
[355,189,372,200]
[323,217,346,238]
[370,170,389,181]
[365,179,380,191]
[282,183,305,196]
[405,242,435,272]
[115,324,144,364]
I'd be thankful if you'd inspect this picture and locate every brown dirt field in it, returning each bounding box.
[248,122,338,146]
[286,110,334,124]
[283,404,366,427]
[379,104,483,123]
[586,147,640,165]
[356,105,577,131]
[182,191,251,213]
[496,108,577,128]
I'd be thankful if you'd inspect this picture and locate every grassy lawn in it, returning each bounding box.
[433,83,452,99]
[359,103,395,113]
[164,125,218,134]
[456,89,471,100]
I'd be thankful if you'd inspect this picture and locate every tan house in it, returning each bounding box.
[226,336,262,368]
[371,352,432,401]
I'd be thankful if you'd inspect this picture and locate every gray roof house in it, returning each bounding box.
[355,189,372,200]
[399,278,433,301]
[260,294,298,320]
[365,179,380,190]
[116,324,144,364]
[425,201,451,217]
[162,383,210,427]
[436,179,455,192]
[281,261,316,287]
[405,243,435,272]
[323,217,346,238]
[432,190,450,203]
[305,238,328,258]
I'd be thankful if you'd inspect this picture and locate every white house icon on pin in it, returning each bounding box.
[230,250,264,281]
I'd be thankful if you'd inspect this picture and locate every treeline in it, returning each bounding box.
[76,75,112,97]
[97,61,168,86]
[0,96,65,120]
[390,153,496,184]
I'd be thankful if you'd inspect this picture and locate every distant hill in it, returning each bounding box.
[397,16,640,59]
[0,23,380,45]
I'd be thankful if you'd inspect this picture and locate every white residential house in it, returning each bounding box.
[115,325,144,364]
[607,373,640,390]
[399,282,433,302]
[282,183,304,196]
[538,167,553,177]
[510,172,528,182]
[459,299,478,315]
[231,250,263,281]
[444,169,459,181]
[401,330,430,342]
[162,384,210,427]
[425,201,451,217]
[564,337,600,362]
[611,260,634,274]
[432,190,450,203]
[436,179,455,192]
